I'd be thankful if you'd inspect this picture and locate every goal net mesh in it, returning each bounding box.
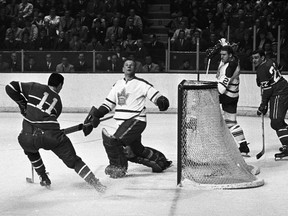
[177,80,264,189]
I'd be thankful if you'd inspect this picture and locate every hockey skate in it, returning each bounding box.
[239,142,250,157]
[275,145,288,160]
[39,172,51,188]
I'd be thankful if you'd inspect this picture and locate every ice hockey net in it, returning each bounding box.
[177,80,264,189]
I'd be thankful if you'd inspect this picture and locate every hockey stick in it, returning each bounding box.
[206,58,211,75]
[26,115,113,183]
[26,164,34,183]
[63,115,113,135]
[256,112,265,159]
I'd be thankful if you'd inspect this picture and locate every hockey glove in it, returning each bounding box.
[257,104,268,116]
[83,106,101,136]
[156,95,169,111]
[205,42,221,59]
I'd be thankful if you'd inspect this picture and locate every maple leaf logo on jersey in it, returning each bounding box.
[117,88,129,105]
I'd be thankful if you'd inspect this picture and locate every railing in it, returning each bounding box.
[0,25,286,74]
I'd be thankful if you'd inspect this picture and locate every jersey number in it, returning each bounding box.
[36,92,58,114]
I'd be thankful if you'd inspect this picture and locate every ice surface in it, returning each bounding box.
[0,113,287,216]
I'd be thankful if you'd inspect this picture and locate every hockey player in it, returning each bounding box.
[83,59,172,178]
[252,49,288,159]
[5,73,106,192]
[207,40,250,155]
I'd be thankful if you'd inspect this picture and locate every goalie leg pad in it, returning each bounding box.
[129,147,172,173]
[102,128,128,178]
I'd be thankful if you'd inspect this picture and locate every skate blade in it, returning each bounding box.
[275,156,288,161]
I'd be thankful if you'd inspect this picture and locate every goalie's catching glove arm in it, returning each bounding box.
[156,95,169,111]
[5,81,28,116]
[83,105,110,136]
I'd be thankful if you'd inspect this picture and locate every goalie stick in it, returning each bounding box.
[256,113,265,159]
[26,115,113,184]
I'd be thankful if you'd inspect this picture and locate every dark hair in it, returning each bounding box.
[252,49,265,57]
[221,45,234,55]
[48,73,64,87]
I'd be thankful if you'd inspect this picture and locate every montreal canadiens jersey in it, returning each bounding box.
[6,81,62,130]
[217,56,240,98]
[256,59,288,105]
[101,77,161,124]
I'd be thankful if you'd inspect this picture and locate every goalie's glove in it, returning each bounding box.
[16,100,27,117]
[156,95,169,111]
[83,106,101,136]
[257,103,268,116]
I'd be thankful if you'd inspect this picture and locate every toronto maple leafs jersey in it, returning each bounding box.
[216,56,240,98]
[101,77,161,125]
[6,81,62,130]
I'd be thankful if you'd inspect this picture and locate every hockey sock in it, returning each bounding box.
[225,120,247,145]
[74,160,97,183]
[25,152,46,175]
[276,127,288,146]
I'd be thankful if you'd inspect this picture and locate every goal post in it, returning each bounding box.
[177,80,264,189]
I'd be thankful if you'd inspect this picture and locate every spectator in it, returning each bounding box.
[44,8,60,34]
[142,55,160,72]
[4,31,20,50]
[172,29,192,51]
[107,54,123,72]
[89,18,106,45]
[121,32,136,52]
[179,59,193,70]
[70,18,89,43]
[0,54,9,72]
[114,44,127,62]
[256,29,271,50]
[71,0,88,16]
[86,36,105,51]
[104,33,119,51]
[5,0,19,19]
[123,17,142,40]
[41,53,56,72]
[69,33,86,51]
[19,31,34,50]
[116,0,130,18]
[78,9,93,32]
[146,34,165,70]
[32,12,45,30]
[59,10,75,35]
[34,28,51,51]
[22,17,38,42]
[125,8,143,32]
[53,31,69,51]
[33,0,50,16]
[5,19,22,43]
[233,21,247,43]
[134,38,149,64]
[0,8,11,49]
[95,53,106,72]
[9,52,21,72]
[170,20,190,43]
[105,17,124,43]
[168,10,189,38]
[18,0,33,26]
[74,53,91,72]
[24,55,39,72]
[56,57,75,72]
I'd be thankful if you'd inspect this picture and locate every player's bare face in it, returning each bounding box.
[123,60,135,78]
[251,54,262,67]
[220,50,229,63]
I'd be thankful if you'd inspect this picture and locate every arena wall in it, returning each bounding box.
[0,73,262,115]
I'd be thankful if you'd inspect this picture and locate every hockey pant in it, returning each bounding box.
[18,121,98,184]
[225,119,247,146]
[270,95,288,146]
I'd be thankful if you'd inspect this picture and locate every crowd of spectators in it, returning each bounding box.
[169,0,288,70]
[1,0,288,72]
